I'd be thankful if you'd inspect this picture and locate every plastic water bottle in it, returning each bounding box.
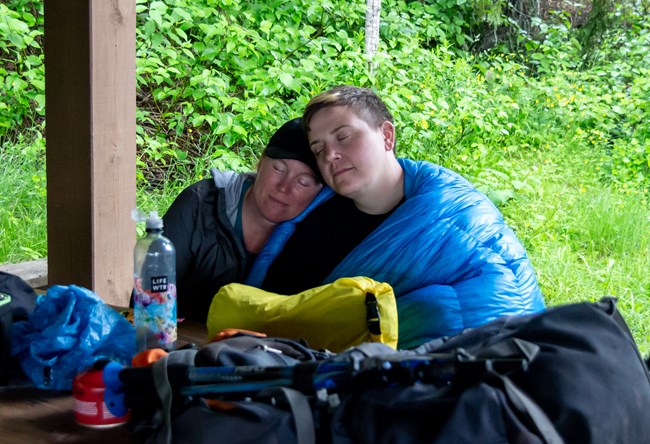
[133,211,177,353]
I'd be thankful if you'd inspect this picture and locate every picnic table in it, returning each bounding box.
[0,317,207,443]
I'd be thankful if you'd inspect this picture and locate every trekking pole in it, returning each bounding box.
[354,353,528,387]
[182,359,352,395]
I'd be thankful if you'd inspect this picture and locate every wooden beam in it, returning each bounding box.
[44,0,136,306]
[0,259,48,290]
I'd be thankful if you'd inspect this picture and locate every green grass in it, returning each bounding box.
[135,171,193,237]
[2,131,649,356]
[499,144,650,354]
[0,141,47,264]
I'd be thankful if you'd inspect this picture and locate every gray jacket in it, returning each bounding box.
[162,170,255,322]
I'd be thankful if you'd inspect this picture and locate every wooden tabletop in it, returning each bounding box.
[0,319,207,443]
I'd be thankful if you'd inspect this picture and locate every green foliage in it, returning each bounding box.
[393,0,476,49]
[586,8,650,188]
[133,0,371,185]
[525,13,583,76]
[0,1,44,140]
[5,0,645,192]
[1,0,649,353]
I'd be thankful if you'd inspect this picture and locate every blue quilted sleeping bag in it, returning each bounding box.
[248,158,545,349]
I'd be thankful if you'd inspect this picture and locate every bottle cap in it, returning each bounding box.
[145,211,163,230]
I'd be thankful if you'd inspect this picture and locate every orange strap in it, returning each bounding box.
[209,328,267,343]
[132,348,168,367]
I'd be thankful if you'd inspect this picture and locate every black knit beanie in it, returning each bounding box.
[264,118,322,183]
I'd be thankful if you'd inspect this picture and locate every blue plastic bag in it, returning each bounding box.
[11,284,135,390]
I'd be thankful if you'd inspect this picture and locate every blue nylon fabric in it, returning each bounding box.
[247,159,545,348]
[11,285,135,390]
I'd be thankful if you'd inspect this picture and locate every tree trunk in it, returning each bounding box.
[365,0,381,73]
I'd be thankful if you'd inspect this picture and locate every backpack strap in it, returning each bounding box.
[474,337,540,361]
[151,355,173,444]
[258,386,315,444]
[149,350,198,444]
[489,371,564,444]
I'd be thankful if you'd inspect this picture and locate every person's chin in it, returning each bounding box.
[332,181,360,198]
[264,208,299,223]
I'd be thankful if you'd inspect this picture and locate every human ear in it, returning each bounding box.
[381,121,395,151]
[256,155,265,172]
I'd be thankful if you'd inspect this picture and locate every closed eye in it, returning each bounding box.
[272,160,287,173]
[297,177,317,187]
[336,132,353,144]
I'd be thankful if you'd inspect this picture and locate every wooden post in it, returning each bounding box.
[44,0,136,306]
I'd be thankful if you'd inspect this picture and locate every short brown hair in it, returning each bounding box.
[302,85,394,132]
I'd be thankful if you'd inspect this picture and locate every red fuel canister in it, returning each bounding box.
[72,368,129,428]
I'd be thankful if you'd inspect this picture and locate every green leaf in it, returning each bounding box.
[176,28,188,41]
[7,32,24,48]
[151,31,164,47]
[260,20,272,34]
[233,125,247,136]
[174,149,188,161]
[487,189,516,206]
[172,8,192,22]
[279,72,294,89]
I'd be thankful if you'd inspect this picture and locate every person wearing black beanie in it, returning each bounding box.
[162,118,323,322]
[264,118,322,183]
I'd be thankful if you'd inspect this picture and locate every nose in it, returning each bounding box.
[324,145,341,162]
[276,176,291,193]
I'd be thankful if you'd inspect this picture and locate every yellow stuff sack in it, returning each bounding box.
[207,277,398,352]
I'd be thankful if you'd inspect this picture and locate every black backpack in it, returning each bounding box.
[333,297,650,443]
[0,271,38,385]
[115,298,650,444]
[116,334,334,444]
